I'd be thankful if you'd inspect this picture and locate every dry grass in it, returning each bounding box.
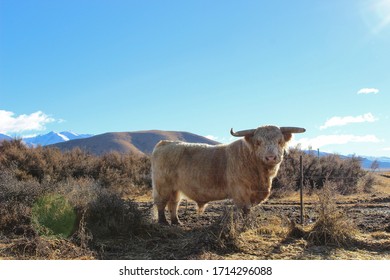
[375,172,390,193]
[0,236,95,260]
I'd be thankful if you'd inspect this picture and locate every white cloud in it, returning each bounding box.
[357,88,379,95]
[294,134,381,150]
[204,135,234,143]
[0,110,55,135]
[320,113,377,130]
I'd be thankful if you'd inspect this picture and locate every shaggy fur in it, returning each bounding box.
[151,125,302,225]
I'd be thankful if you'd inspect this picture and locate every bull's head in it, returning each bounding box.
[230,125,306,167]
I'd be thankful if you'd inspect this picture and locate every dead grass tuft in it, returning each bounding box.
[286,181,359,247]
[283,180,361,249]
[307,181,358,246]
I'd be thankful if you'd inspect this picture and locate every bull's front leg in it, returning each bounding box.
[233,199,252,216]
[234,188,271,216]
[250,188,271,205]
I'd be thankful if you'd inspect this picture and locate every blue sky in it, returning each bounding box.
[1,0,390,157]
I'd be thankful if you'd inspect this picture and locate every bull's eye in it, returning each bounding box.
[278,139,283,145]
[256,140,262,146]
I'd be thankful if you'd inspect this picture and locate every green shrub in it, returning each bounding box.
[32,194,77,238]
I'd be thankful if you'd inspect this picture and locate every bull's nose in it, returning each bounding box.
[265,155,277,162]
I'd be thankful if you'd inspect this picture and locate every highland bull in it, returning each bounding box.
[151,125,306,225]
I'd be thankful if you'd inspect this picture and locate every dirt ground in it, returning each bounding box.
[96,172,390,260]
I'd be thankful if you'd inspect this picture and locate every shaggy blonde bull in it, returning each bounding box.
[151,125,305,225]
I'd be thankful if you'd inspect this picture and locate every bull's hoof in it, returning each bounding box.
[242,207,251,216]
[171,219,182,226]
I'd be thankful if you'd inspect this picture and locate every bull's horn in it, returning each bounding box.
[280,127,306,133]
[230,128,256,137]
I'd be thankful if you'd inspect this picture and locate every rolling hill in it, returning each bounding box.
[50,130,219,156]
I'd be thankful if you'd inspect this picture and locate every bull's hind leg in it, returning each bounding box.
[153,188,169,225]
[167,191,181,225]
[197,202,208,215]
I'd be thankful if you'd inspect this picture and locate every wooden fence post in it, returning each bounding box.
[300,155,304,225]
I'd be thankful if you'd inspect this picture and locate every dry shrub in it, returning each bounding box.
[96,152,151,195]
[81,189,143,239]
[57,148,98,180]
[307,181,358,246]
[0,139,152,194]
[273,148,372,196]
[0,169,44,235]
[358,172,376,193]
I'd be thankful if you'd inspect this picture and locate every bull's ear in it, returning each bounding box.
[244,134,253,146]
[244,134,253,142]
[280,127,305,142]
[243,134,255,149]
[282,132,293,142]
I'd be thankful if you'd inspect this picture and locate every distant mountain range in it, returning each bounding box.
[306,150,390,170]
[1,130,389,170]
[0,133,12,141]
[1,130,218,154]
[50,130,219,156]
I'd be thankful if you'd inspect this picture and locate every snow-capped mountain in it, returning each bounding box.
[23,131,93,146]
